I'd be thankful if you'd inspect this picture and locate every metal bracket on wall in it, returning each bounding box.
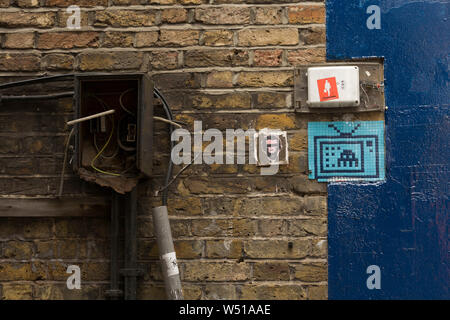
[294,61,386,113]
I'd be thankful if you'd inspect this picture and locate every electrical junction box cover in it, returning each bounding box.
[307,66,360,108]
[73,73,154,194]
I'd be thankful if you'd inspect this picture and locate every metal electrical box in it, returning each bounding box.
[73,73,154,193]
[294,61,385,113]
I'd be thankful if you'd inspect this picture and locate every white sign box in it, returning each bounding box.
[307,66,360,108]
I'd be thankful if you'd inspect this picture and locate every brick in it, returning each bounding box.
[289,5,325,24]
[178,0,207,4]
[203,30,234,46]
[112,0,142,4]
[4,33,34,49]
[135,31,159,47]
[2,241,33,259]
[102,32,134,48]
[290,175,327,194]
[137,284,166,300]
[139,240,202,259]
[186,93,251,109]
[168,197,202,216]
[289,130,307,151]
[57,10,89,28]
[253,262,290,281]
[148,0,176,3]
[182,177,250,195]
[17,0,39,7]
[77,51,143,71]
[238,28,298,46]
[307,285,328,300]
[288,218,327,237]
[256,114,296,130]
[0,12,55,28]
[42,53,74,70]
[0,219,53,239]
[206,71,233,88]
[191,218,257,237]
[300,26,326,45]
[287,48,326,65]
[204,284,237,300]
[254,7,283,25]
[0,138,20,153]
[183,261,250,281]
[37,32,100,49]
[183,284,203,300]
[0,158,35,175]
[184,49,249,67]
[174,240,203,259]
[240,284,306,300]
[1,283,33,300]
[253,50,283,67]
[202,197,239,216]
[195,7,250,25]
[0,262,47,281]
[159,30,199,46]
[254,92,289,109]
[33,284,102,300]
[44,0,108,6]
[161,8,188,23]
[95,10,157,27]
[311,239,327,258]
[54,219,87,238]
[237,71,293,87]
[303,196,327,216]
[56,239,87,259]
[152,72,201,89]
[168,219,191,237]
[293,262,327,282]
[150,51,178,70]
[205,240,243,259]
[244,240,310,259]
[0,53,40,71]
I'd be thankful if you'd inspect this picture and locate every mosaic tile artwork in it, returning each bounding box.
[308,121,385,182]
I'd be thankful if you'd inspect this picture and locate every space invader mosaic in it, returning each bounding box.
[308,121,385,182]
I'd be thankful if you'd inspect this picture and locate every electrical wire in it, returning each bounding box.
[119,88,135,115]
[90,115,122,177]
[58,127,75,197]
[154,87,175,206]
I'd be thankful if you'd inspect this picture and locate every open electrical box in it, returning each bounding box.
[73,74,154,194]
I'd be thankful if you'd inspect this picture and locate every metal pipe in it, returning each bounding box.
[123,187,138,300]
[67,109,115,126]
[152,205,183,300]
[105,192,123,300]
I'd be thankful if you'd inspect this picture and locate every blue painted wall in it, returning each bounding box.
[326,0,449,299]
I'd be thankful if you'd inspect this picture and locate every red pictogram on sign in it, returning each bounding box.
[317,77,339,102]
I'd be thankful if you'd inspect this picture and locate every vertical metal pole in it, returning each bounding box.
[124,187,138,300]
[152,205,184,300]
[106,191,122,300]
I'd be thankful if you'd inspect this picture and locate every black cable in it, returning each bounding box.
[1,91,74,100]
[154,87,174,206]
[0,74,75,90]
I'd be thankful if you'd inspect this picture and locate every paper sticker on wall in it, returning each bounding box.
[308,121,385,182]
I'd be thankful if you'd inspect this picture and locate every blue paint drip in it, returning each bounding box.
[326,1,449,299]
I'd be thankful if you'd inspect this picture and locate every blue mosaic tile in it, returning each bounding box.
[308,121,385,182]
